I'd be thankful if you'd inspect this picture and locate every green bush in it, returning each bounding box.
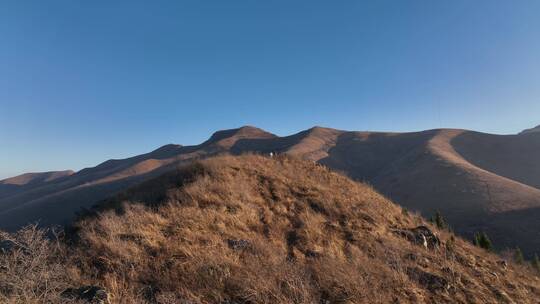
[532,254,540,274]
[473,232,493,251]
[430,210,447,230]
[514,247,524,264]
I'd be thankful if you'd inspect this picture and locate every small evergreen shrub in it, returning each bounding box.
[532,254,540,274]
[514,247,524,264]
[473,232,493,251]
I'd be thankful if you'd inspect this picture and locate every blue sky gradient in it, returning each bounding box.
[1,0,539,178]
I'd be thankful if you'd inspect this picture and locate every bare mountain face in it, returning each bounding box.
[0,170,74,186]
[1,125,540,256]
[0,170,74,200]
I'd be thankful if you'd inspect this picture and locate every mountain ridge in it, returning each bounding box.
[0,170,74,186]
[1,125,540,256]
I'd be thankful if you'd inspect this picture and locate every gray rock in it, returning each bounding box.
[227,239,251,250]
[0,239,16,253]
[407,267,450,292]
[61,286,109,304]
[394,226,440,249]
[497,260,508,269]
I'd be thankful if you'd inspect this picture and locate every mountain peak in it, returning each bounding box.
[204,126,276,147]
[305,125,342,135]
[149,144,183,157]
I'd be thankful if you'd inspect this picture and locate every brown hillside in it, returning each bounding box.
[1,126,540,257]
[52,155,540,303]
[0,170,74,186]
[363,130,540,256]
[229,128,540,255]
[452,130,540,189]
[0,127,274,230]
[0,170,74,200]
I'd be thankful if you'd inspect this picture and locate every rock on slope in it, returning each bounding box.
[66,155,540,303]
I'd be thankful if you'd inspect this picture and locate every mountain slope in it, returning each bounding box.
[66,155,540,303]
[0,170,74,200]
[0,126,272,229]
[452,130,540,189]
[0,170,74,186]
[361,130,540,256]
[233,128,540,256]
[520,124,540,134]
[1,126,540,257]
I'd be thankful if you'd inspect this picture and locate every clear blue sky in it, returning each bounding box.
[1,1,539,178]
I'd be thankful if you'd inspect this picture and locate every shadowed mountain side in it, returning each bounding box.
[318,130,488,238]
[371,138,540,255]
[0,170,74,200]
[319,130,437,181]
[73,143,185,182]
[231,126,342,161]
[427,130,540,213]
[452,131,540,189]
[318,129,540,255]
[484,207,540,257]
[0,170,74,186]
[0,163,181,230]
[0,185,19,200]
[0,145,187,214]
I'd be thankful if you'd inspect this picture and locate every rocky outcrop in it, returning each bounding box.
[407,267,450,292]
[394,226,441,249]
[0,239,16,253]
[227,239,252,250]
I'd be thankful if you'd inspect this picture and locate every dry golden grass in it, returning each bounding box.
[1,154,540,303]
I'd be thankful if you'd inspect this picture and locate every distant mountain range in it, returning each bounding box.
[1,125,540,255]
